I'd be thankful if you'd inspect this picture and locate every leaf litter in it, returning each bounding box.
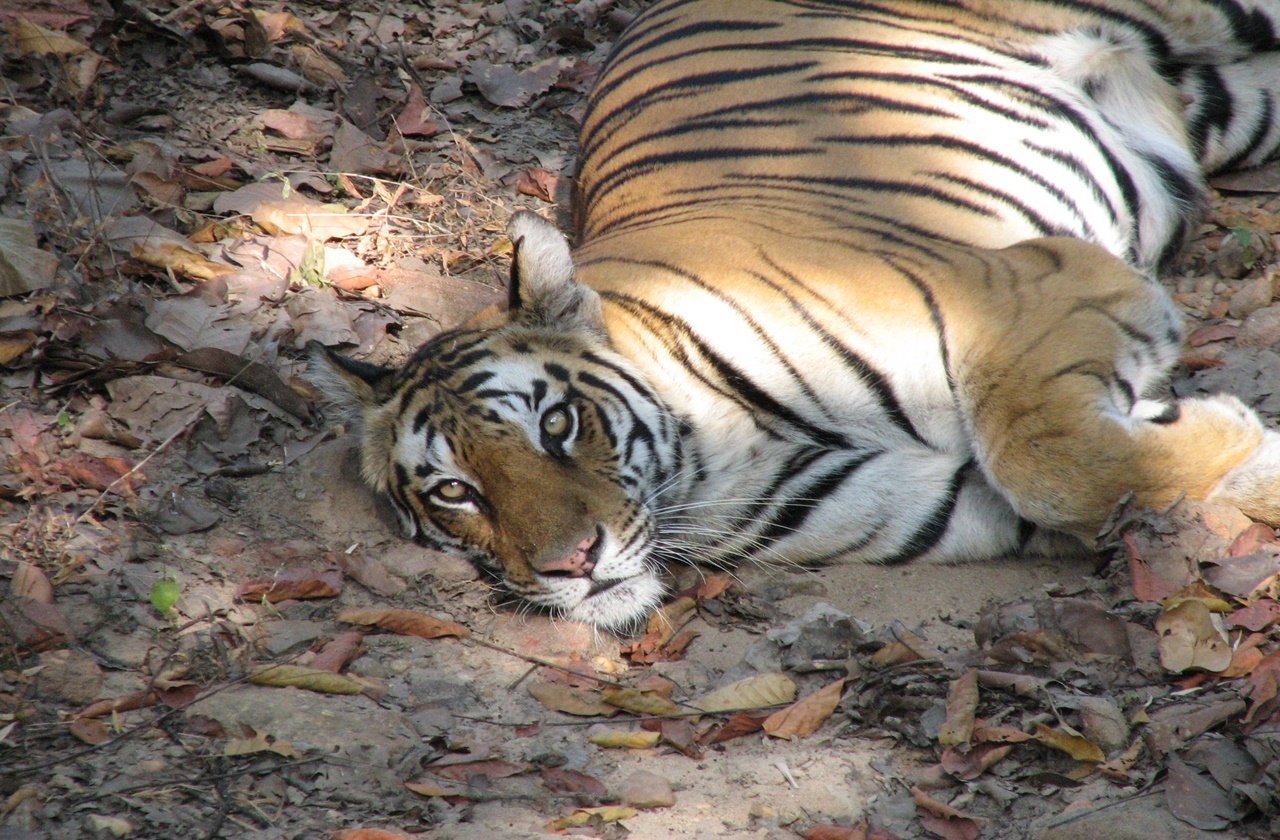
[4,1,1280,839]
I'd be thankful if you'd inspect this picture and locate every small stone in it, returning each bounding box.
[35,649,103,704]
[618,769,675,809]
[1216,231,1267,280]
[1227,273,1275,319]
[1237,303,1280,347]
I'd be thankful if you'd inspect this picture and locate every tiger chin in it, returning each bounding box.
[309,0,1280,632]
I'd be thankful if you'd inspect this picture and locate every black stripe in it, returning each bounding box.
[754,450,882,547]
[881,460,970,563]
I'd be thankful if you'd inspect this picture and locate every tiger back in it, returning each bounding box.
[311,0,1280,630]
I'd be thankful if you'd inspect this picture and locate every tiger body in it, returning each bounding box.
[313,0,1280,629]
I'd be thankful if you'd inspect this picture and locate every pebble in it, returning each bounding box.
[1227,273,1275,319]
[1237,303,1280,347]
[35,650,103,704]
[619,770,675,809]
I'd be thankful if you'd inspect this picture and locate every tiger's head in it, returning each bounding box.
[307,212,680,630]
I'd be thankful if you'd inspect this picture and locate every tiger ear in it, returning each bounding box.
[507,211,604,335]
[304,340,396,419]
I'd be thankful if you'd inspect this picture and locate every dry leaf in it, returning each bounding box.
[546,805,638,831]
[1031,723,1105,763]
[940,742,1013,780]
[337,607,469,639]
[332,829,414,840]
[763,678,845,740]
[132,240,235,282]
[588,730,661,749]
[236,568,343,602]
[12,562,53,604]
[12,18,89,56]
[527,680,617,717]
[1227,599,1280,631]
[690,672,797,713]
[911,786,980,840]
[404,781,464,798]
[224,728,300,758]
[428,759,528,781]
[937,669,978,747]
[250,198,370,240]
[69,717,111,745]
[698,710,772,745]
[1155,599,1232,673]
[602,687,681,717]
[247,664,364,694]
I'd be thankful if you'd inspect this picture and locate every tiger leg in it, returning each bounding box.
[949,238,1280,539]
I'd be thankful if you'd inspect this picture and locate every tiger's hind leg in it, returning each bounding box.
[947,237,1280,541]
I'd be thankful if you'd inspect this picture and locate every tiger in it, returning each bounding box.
[309,0,1280,631]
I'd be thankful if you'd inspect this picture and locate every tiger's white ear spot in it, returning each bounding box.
[507,211,604,336]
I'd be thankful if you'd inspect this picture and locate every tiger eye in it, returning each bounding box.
[542,407,571,437]
[435,480,468,501]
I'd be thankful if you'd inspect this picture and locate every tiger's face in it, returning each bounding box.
[308,213,679,630]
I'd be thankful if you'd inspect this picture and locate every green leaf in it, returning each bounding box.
[150,578,180,615]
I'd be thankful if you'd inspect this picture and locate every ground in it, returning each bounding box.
[4,2,1280,839]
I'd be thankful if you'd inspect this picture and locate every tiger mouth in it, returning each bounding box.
[585,575,628,598]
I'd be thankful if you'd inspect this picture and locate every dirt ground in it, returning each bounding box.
[4,2,1280,839]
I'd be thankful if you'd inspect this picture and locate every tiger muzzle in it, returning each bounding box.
[534,527,602,578]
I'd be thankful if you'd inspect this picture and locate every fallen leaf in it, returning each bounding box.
[940,742,1014,780]
[602,687,681,717]
[516,168,558,202]
[331,829,414,840]
[467,57,567,108]
[247,664,364,694]
[937,669,978,747]
[1165,752,1246,830]
[75,690,158,719]
[236,568,344,602]
[1242,650,1280,722]
[690,672,797,713]
[1032,723,1105,763]
[309,631,364,673]
[588,730,661,749]
[1098,739,1144,780]
[911,787,979,840]
[404,781,464,798]
[12,18,89,56]
[69,717,111,745]
[1155,599,1233,673]
[527,680,617,717]
[763,678,845,740]
[337,607,469,639]
[698,710,772,745]
[1228,598,1280,631]
[1203,550,1280,598]
[429,759,528,781]
[12,562,53,603]
[0,218,59,295]
[224,728,300,758]
[1217,632,1267,677]
[546,805,638,831]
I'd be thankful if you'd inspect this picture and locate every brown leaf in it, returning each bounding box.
[588,730,660,749]
[691,672,797,713]
[404,780,465,798]
[910,787,980,840]
[429,759,528,782]
[395,82,442,137]
[331,829,414,840]
[310,631,364,673]
[937,669,978,747]
[237,568,344,603]
[1032,722,1105,763]
[1186,322,1239,347]
[247,664,363,694]
[1165,752,1246,830]
[12,562,53,604]
[69,717,111,745]
[545,806,638,832]
[1227,599,1280,631]
[601,687,680,717]
[516,168,558,202]
[699,710,772,745]
[0,597,73,650]
[336,607,469,639]
[763,678,845,740]
[76,690,159,719]
[224,728,300,758]
[1203,549,1280,598]
[939,742,1014,780]
[527,680,617,717]
[1155,599,1232,673]
[337,553,406,597]
[467,57,566,108]
[1242,650,1280,722]
[1227,522,1279,556]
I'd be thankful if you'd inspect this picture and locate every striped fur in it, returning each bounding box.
[312,0,1280,629]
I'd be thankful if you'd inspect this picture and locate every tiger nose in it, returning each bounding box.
[535,531,599,577]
